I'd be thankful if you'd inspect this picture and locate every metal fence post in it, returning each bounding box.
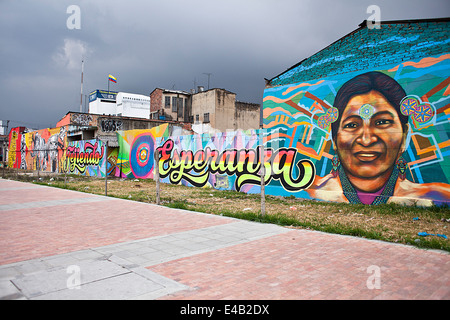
[64,148,67,188]
[154,150,160,205]
[260,126,265,216]
[105,140,108,196]
[2,141,5,178]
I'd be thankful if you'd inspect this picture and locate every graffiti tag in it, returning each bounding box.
[101,119,123,132]
[71,114,93,126]
[156,139,315,192]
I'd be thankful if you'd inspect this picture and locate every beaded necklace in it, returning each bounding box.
[338,166,399,205]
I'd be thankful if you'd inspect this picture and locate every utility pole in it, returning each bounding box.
[3,120,9,177]
[80,59,84,112]
[154,150,160,205]
[2,141,5,178]
[105,140,108,196]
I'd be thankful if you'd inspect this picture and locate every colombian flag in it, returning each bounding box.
[108,74,117,83]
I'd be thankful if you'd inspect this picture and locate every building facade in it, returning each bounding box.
[89,90,150,119]
[116,92,151,119]
[150,87,260,134]
[88,90,118,116]
[150,88,191,122]
[191,88,260,134]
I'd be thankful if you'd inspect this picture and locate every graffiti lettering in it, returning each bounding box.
[65,141,104,173]
[71,114,93,126]
[156,139,315,192]
[101,119,123,132]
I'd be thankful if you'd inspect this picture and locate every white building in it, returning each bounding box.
[88,90,117,116]
[116,92,150,119]
[88,90,150,119]
[0,120,8,135]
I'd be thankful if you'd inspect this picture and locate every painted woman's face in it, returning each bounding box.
[335,90,406,181]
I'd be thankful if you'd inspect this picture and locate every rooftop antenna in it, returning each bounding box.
[203,73,212,90]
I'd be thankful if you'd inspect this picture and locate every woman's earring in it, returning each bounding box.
[331,155,340,178]
[396,157,408,180]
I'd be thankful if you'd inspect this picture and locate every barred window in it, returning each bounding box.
[172,97,177,112]
[165,96,170,108]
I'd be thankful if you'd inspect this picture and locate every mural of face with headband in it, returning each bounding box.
[330,71,411,194]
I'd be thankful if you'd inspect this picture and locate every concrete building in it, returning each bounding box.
[89,90,150,119]
[150,88,191,122]
[191,88,260,134]
[150,87,260,134]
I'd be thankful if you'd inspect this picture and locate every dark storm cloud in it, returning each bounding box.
[0,0,449,130]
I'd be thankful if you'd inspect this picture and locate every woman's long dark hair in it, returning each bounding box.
[331,71,408,140]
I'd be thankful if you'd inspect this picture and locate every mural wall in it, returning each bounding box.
[64,139,106,176]
[115,125,315,197]
[8,127,25,169]
[8,127,68,173]
[7,126,111,177]
[154,129,314,195]
[115,123,170,179]
[6,21,449,208]
[263,53,450,206]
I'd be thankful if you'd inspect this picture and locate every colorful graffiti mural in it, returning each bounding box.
[64,139,106,176]
[8,128,24,169]
[115,124,315,196]
[5,21,449,209]
[263,53,450,206]
[115,123,170,179]
[8,127,68,173]
[7,126,112,177]
[155,135,315,193]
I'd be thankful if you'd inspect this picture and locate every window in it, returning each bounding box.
[165,96,170,108]
[204,113,210,123]
[196,114,199,122]
[172,97,177,112]
[172,97,184,115]
[177,98,183,118]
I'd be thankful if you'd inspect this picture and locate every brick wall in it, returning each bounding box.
[150,89,162,113]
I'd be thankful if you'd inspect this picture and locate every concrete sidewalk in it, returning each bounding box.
[0,178,448,300]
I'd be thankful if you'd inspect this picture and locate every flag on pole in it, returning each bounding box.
[108,74,117,83]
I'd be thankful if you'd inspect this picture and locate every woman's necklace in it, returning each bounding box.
[338,166,399,205]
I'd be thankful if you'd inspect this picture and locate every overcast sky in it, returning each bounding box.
[1,0,449,130]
